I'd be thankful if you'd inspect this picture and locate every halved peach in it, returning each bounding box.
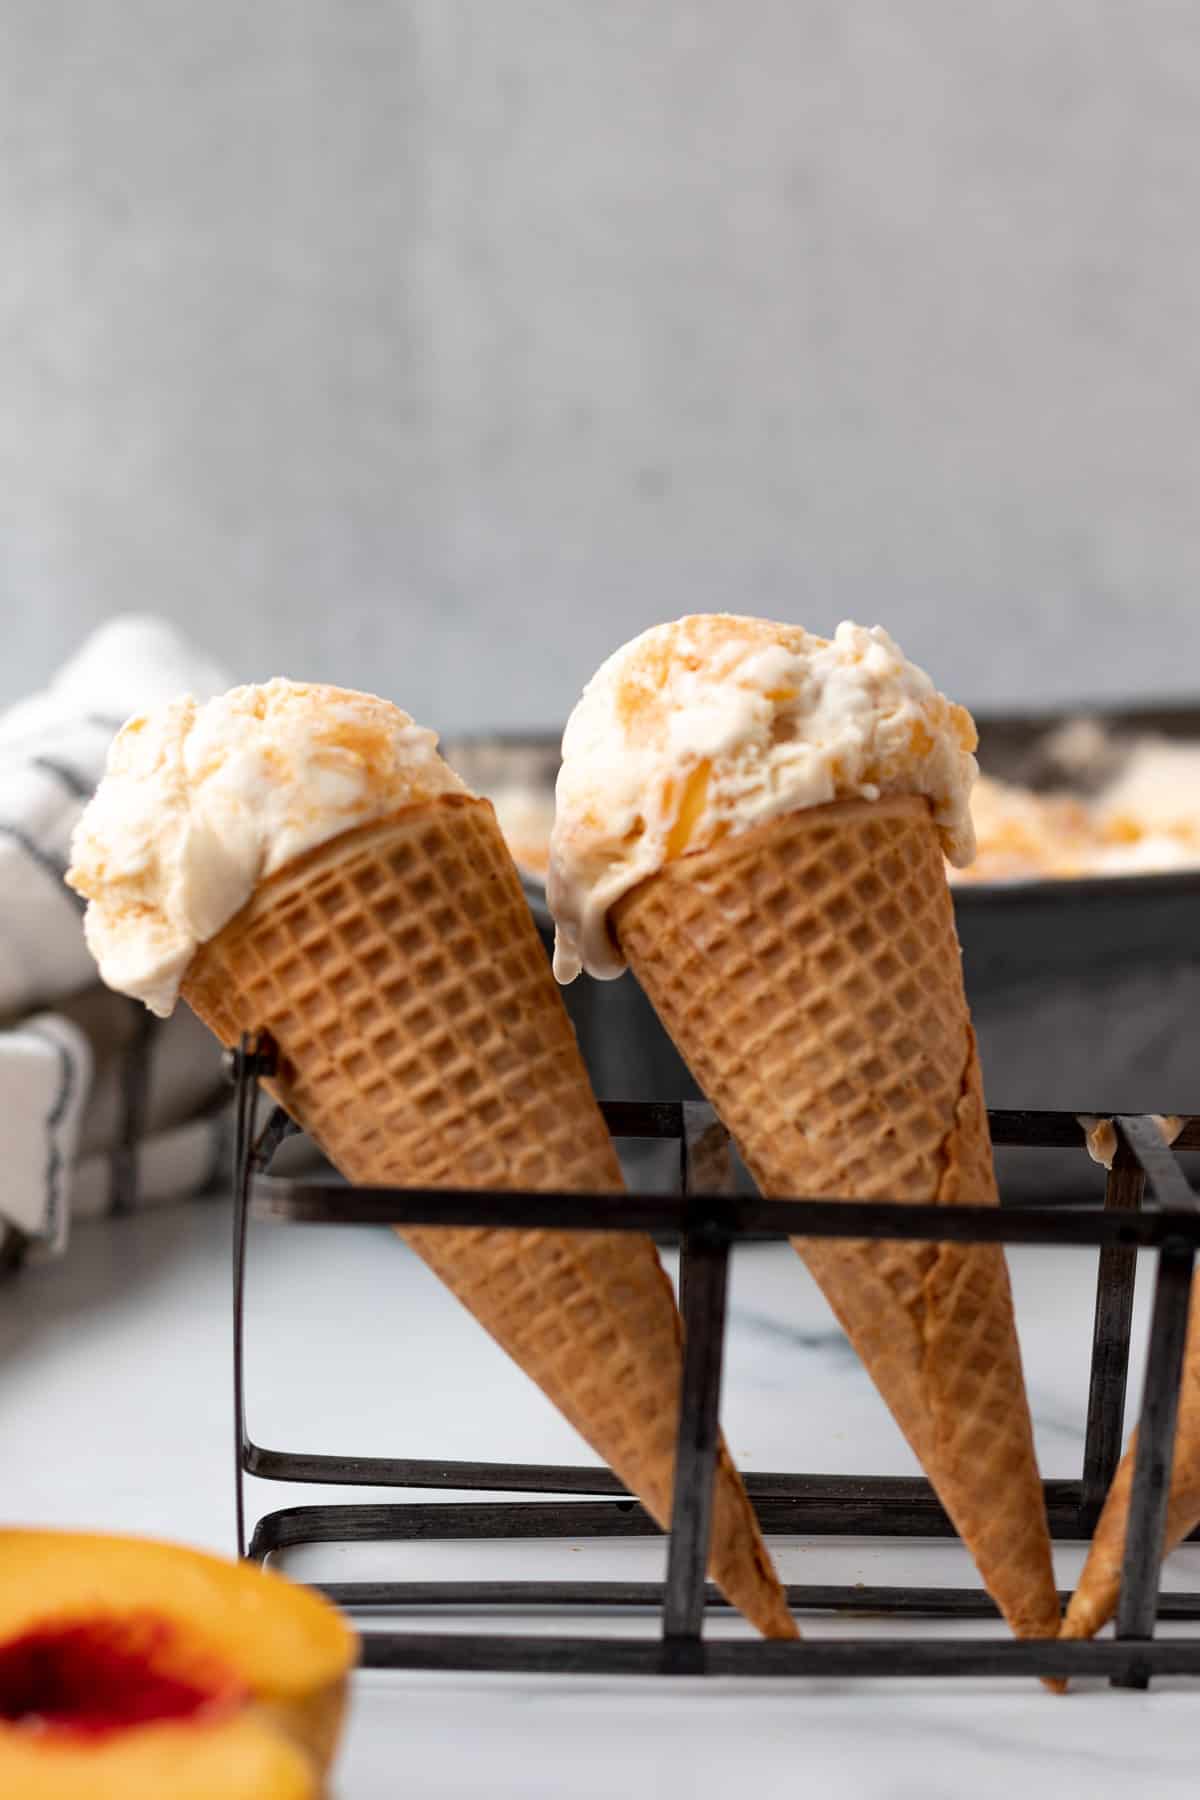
[0,1531,357,1797]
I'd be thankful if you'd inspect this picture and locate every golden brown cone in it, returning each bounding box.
[613,794,1060,1643]
[182,794,794,1641]
[1062,1279,1200,1640]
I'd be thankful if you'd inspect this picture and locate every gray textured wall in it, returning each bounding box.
[2,4,1198,731]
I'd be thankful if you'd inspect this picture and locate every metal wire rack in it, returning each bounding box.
[231,1035,1200,1686]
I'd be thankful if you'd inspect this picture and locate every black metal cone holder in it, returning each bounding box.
[231,1034,1200,1685]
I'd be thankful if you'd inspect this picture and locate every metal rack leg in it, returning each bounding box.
[662,1230,731,1646]
[1081,1151,1144,1520]
[231,1039,257,1561]
[1112,1243,1195,1689]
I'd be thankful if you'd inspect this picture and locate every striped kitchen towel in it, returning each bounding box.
[0,616,237,1266]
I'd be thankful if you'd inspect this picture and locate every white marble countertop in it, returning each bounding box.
[4,1194,1199,1798]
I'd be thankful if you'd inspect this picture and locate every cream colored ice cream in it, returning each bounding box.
[950,739,1200,886]
[951,774,1097,882]
[488,788,557,881]
[1095,739,1200,846]
[66,679,467,1016]
[548,615,980,982]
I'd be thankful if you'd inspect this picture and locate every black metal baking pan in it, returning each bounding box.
[444,705,1200,1200]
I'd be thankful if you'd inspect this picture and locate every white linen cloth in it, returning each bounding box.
[0,616,236,1261]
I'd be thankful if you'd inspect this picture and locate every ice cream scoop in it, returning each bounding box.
[66,679,466,1016]
[548,615,979,983]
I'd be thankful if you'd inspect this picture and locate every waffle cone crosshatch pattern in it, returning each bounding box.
[229,1038,1200,1686]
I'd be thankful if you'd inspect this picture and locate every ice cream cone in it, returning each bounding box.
[182,793,795,1640]
[1062,1279,1200,1641]
[612,794,1060,1641]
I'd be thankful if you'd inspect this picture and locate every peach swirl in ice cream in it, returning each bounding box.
[548,615,980,983]
[67,679,467,1016]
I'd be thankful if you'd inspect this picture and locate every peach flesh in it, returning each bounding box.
[0,1613,246,1740]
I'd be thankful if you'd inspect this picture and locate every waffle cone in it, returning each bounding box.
[613,795,1060,1641]
[182,795,794,1640]
[1063,1279,1200,1640]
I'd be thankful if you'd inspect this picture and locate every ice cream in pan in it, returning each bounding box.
[550,615,1061,1643]
[66,677,795,1641]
